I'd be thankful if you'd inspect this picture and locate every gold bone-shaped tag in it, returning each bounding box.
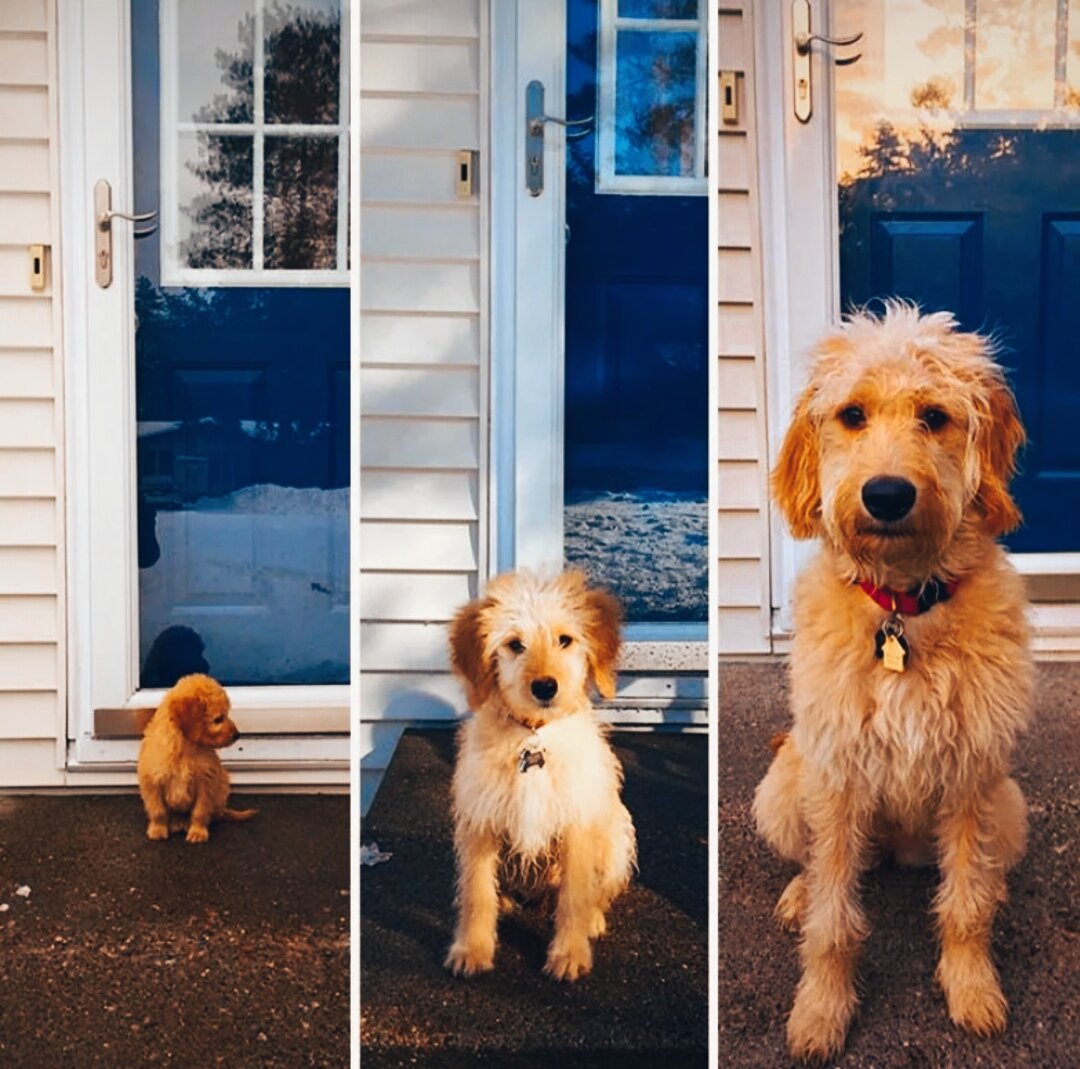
[882,632,907,673]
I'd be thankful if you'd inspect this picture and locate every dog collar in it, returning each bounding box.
[857,576,959,617]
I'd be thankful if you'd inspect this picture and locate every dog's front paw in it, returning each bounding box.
[185,823,210,844]
[445,940,495,977]
[787,978,855,1062]
[588,908,607,939]
[938,952,1007,1035]
[544,936,592,982]
[146,821,169,841]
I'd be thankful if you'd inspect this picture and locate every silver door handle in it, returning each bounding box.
[794,28,863,55]
[525,80,593,197]
[94,179,158,288]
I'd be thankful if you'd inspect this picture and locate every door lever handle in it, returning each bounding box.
[94,179,158,288]
[794,28,863,55]
[524,80,592,196]
[792,0,863,123]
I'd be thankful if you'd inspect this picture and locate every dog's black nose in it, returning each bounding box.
[530,677,558,702]
[862,476,916,521]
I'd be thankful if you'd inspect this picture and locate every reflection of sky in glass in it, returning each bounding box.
[614,31,696,176]
[177,0,253,122]
[618,0,697,17]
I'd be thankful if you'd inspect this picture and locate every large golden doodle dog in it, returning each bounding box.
[445,570,636,981]
[138,673,257,843]
[754,304,1032,1060]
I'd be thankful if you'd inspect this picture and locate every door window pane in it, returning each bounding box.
[264,0,341,124]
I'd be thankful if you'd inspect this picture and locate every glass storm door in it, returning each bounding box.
[832,0,1080,552]
[64,0,350,761]
[563,0,709,624]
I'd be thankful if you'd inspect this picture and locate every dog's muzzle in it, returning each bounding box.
[862,476,916,522]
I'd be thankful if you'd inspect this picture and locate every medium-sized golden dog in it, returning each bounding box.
[754,304,1032,1060]
[445,570,636,981]
[137,673,257,844]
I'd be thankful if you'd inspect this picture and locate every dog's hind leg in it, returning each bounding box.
[775,872,807,932]
[590,802,636,938]
[140,781,170,841]
[445,825,501,977]
[753,734,810,865]
[933,782,1017,1036]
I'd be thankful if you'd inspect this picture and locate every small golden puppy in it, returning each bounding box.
[754,304,1032,1060]
[445,570,636,982]
[137,673,257,844]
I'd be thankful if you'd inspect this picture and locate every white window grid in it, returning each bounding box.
[159,0,350,286]
[596,0,707,195]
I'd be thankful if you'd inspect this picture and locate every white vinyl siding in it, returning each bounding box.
[359,0,487,811]
[0,0,66,784]
[718,0,771,654]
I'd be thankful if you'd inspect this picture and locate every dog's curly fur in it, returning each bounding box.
[137,673,257,843]
[753,304,1032,1060]
[445,570,637,982]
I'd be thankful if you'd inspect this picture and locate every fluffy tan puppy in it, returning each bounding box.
[445,570,636,981]
[754,304,1032,1060]
[137,673,257,843]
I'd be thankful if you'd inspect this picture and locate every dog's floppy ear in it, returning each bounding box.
[168,693,205,740]
[973,375,1025,537]
[771,387,821,539]
[583,586,622,700]
[449,598,496,710]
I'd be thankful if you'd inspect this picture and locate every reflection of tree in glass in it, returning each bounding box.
[183,3,340,270]
[617,36,696,176]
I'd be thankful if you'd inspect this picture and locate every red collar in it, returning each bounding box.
[857,577,959,616]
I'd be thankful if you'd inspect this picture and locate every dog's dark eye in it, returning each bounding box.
[558,634,573,648]
[920,407,949,431]
[838,405,866,429]
[213,716,224,724]
[507,638,525,654]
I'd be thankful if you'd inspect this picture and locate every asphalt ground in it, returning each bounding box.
[360,728,708,1069]
[0,794,349,1068]
[719,661,1079,1068]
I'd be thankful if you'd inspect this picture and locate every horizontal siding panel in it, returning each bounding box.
[362,40,479,94]
[0,448,55,495]
[717,408,759,461]
[361,417,479,469]
[718,11,746,70]
[717,559,764,608]
[0,643,56,689]
[718,191,752,248]
[0,193,50,246]
[362,261,479,313]
[360,0,479,39]
[360,572,474,622]
[0,296,52,346]
[0,497,55,543]
[718,302,757,355]
[718,460,764,510]
[0,85,48,140]
[361,470,478,521]
[361,366,479,417]
[717,511,762,559]
[0,398,53,446]
[0,739,63,784]
[358,671,464,719]
[0,34,48,85]
[361,313,478,366]
[0,690,57,739]
[0,546,56,592]
[0,349,52,395]
[360,97,479,151]
[0,141,49,191]
[0,1,47,33]
[0,594,56,641]
[718,131,750,191]
[361,622,450,672]
[717,248,754,304]
[717,356,757,409]
[362,151,470,205]
[361,521,478,571]
[719,607,770,655]
[362,205,479,260]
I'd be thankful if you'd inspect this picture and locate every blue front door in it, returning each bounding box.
[563,0,708,621]
[834,0,1080,552]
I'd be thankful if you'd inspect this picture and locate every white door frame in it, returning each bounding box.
[755,0,1079,638]
[57,0,348,774]
[489,0,709,657]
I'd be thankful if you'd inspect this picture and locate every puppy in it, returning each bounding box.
[753,304,1032,1060]
[445,570,636,981]
[137,673,257,843]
